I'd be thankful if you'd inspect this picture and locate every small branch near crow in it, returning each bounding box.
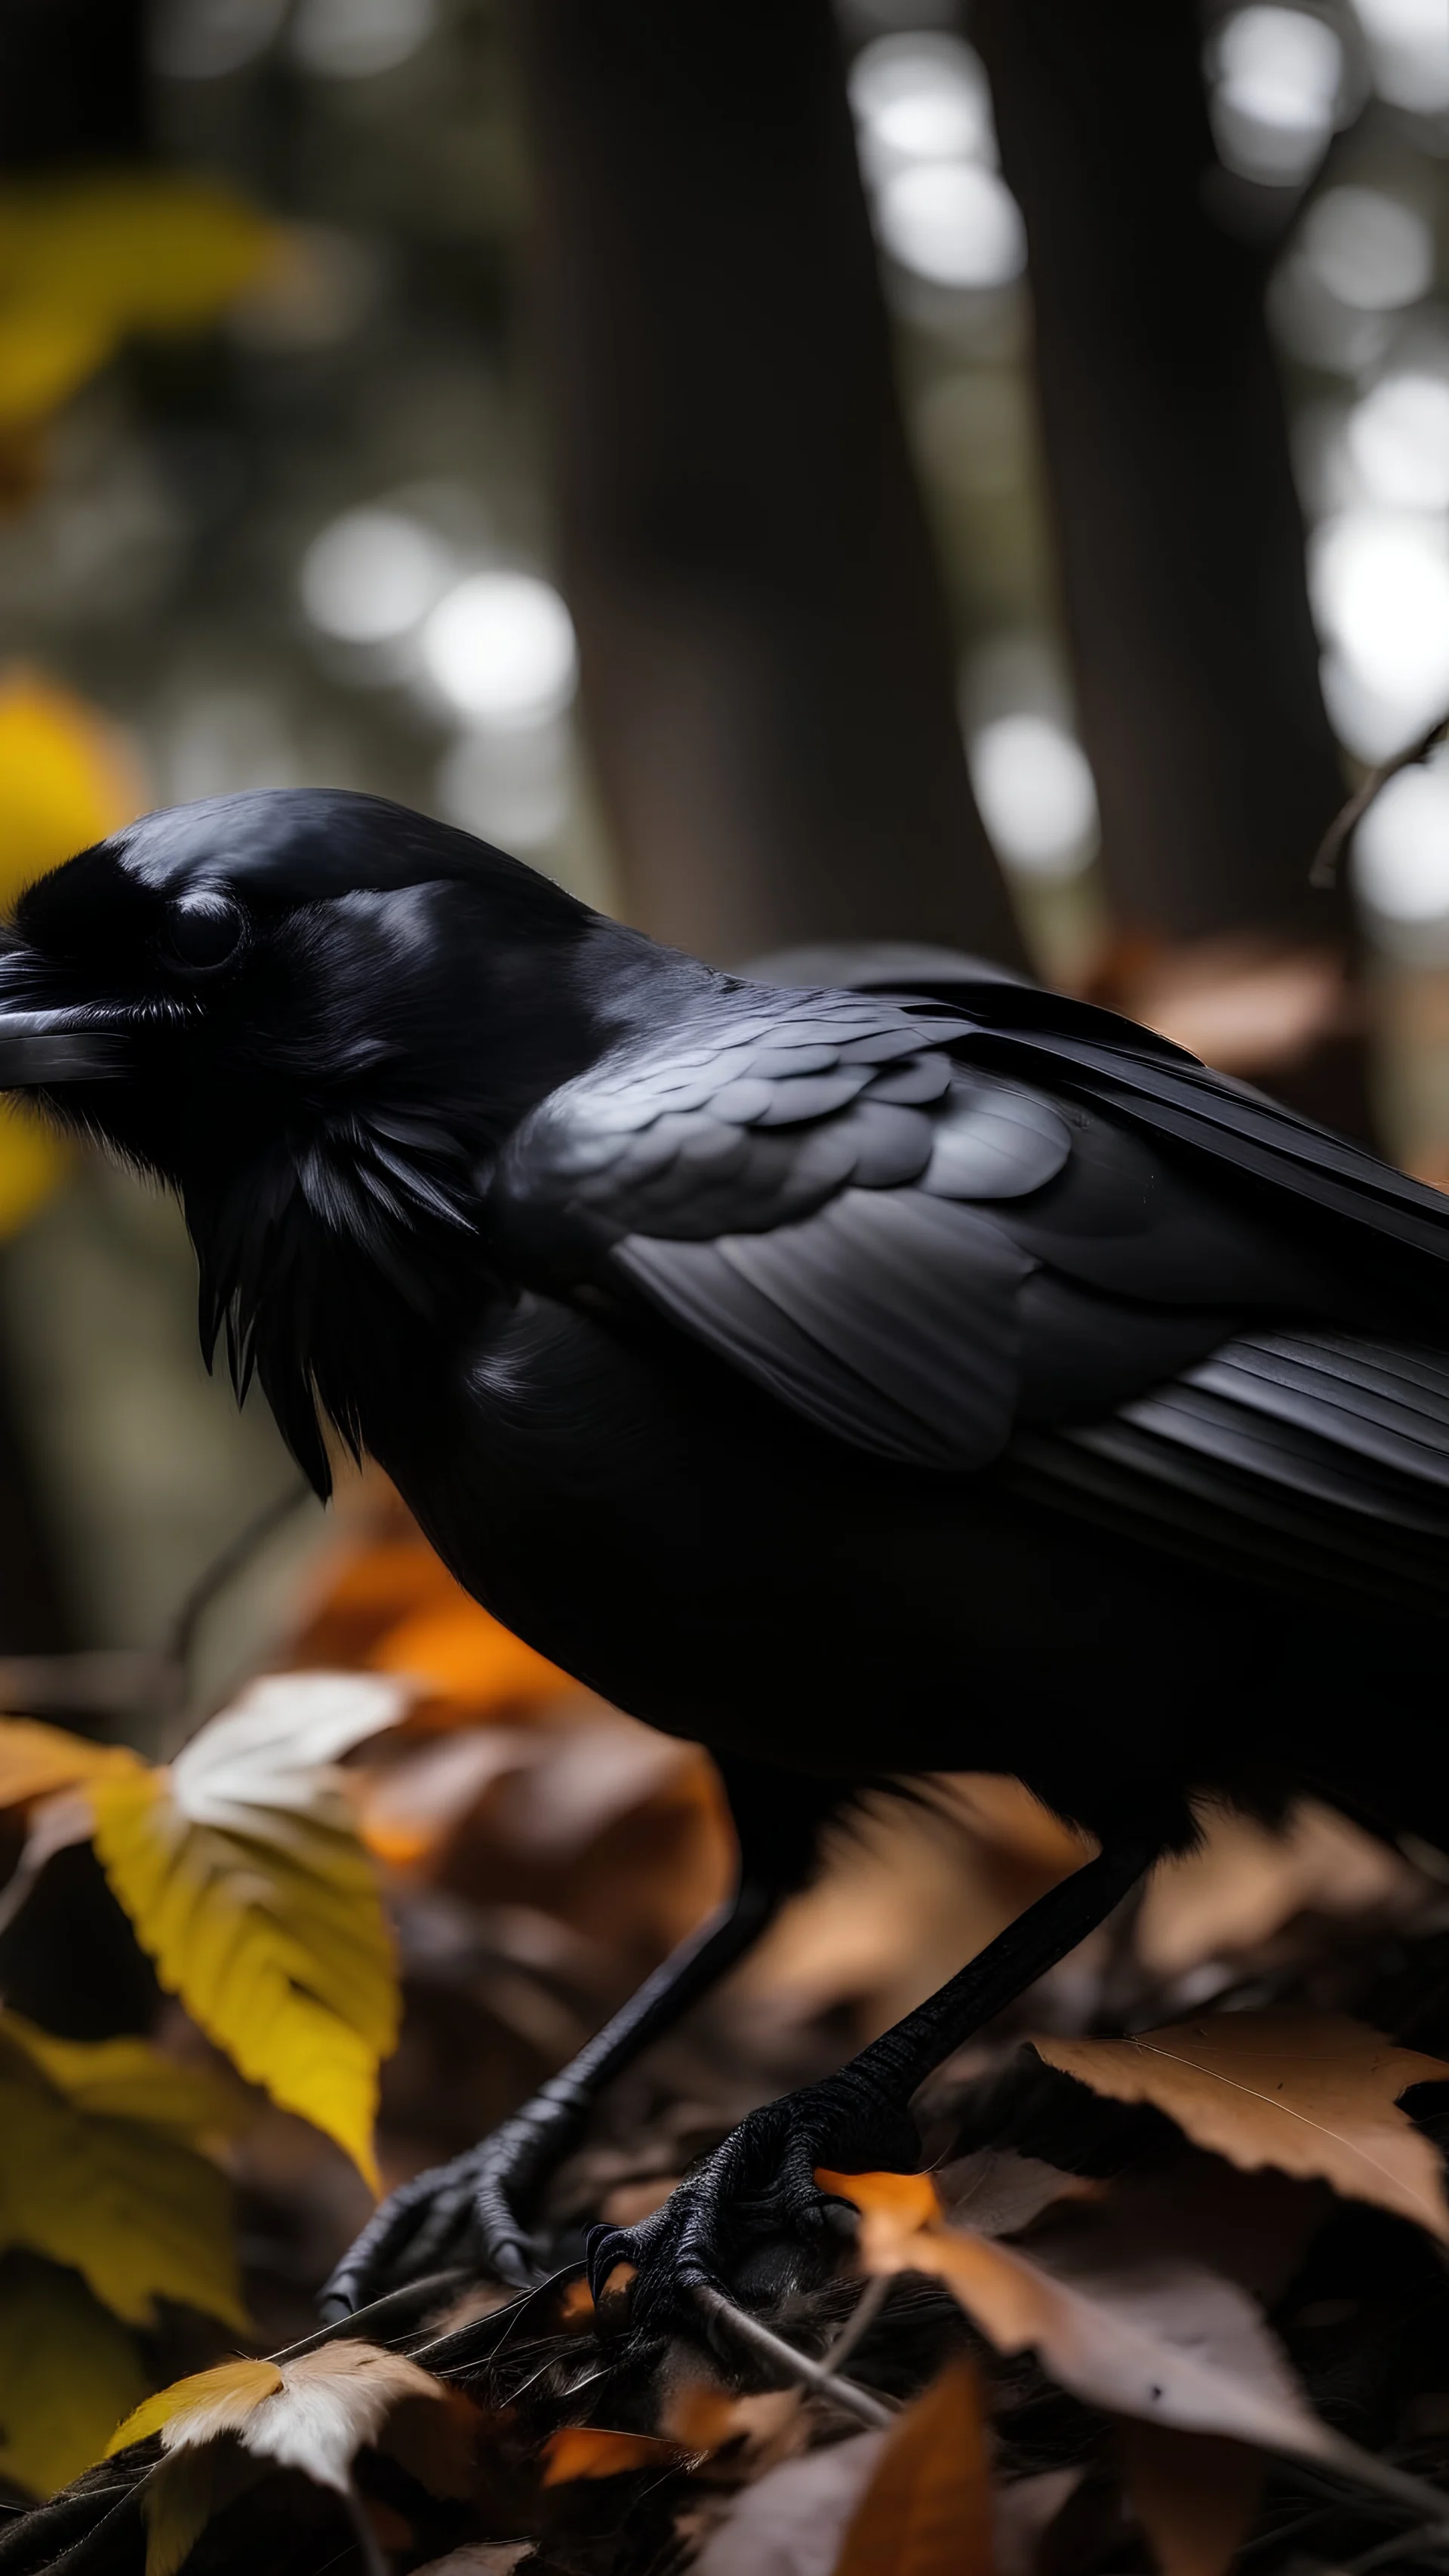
[1309,707,1449,891]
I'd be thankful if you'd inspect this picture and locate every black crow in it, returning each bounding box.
[4,786,1449,2331]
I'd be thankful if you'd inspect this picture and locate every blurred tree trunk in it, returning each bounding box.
[973,0,1369,1134]
[0,0,134,1667]
[0,1257,70,1654]
[0,0,147,165]
[509,0,1029,972]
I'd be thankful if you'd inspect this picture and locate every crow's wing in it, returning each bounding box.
[495,982,1449,1501]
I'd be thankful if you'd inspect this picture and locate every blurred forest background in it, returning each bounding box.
[0,0,1445,1691]
[0,0,1448,2550]
[0,0,1441,1690]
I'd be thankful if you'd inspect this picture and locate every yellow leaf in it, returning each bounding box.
[0,1713,140,1808]
[111,2344,463,2576]
[109,2358,285,2456]
[0,669,147,1233]
[1029,2011,1449,2240]
[0,669,146,899]
[832,2364,994,2576]
[0,2009,251,2140]
[112,2361,285,2576]
[0,2252,148,2498]
[0,1103,68,1239]
[0,303,112,430]
[0,2022,245,2328]
[141,2445,225,2576]
[0,175,278,429]
[91,1672,407,2181]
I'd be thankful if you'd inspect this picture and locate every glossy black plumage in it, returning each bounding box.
[6,786,1449,2319]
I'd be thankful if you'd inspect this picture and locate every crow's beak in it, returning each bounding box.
[0,1008,123,1087]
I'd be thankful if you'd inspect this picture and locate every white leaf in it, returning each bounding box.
[692,2433,886,2576]
[170,1672,409,1839]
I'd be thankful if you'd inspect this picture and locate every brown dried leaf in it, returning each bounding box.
[819,2159,1094,2270]
[1136,1802,1422,1980]
[903,2226,1339,2461]
[992,2470,1082,2576]
[832,2363,995,2576]
[1030,2011,1449,2239]
[936,2149,1103,2240]
[851,2174,1358,2482]
[1119,2424,1265,2576]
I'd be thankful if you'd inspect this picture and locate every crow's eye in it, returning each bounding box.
[158,890,248,976]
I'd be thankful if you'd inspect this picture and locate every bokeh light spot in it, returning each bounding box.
[968,714,1099,879]
[1209,8,1343,186]
[420,573,578,727]
[1300,186,1434,312]
[291,0,436,81]
[1346,374,1449,514]
[875,162,1025,291]
[849,35,996,175]
[1354,751,1449,923]
[150,0,287,79]
[300,509,450,645]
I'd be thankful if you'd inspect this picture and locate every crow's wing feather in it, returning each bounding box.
[499,984,1360,1476]
[497,979,1449,1611]
[502,989,1078,1469]
[905,983,1449,1259]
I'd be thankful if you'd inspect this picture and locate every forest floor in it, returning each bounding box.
[6,1484,1449,2576]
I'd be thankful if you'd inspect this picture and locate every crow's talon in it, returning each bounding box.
[321,2119,552,2319]
[582,2083,916,2336]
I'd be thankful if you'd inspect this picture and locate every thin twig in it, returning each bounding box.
[0,1648,173,1716]
[689,2282,894,2429]
[1343,2520,1449,2574]
[0,1482,315,1730]
[266,2266,474,2364]
[165,1477,316,1688]
[344,2485,390,2576]
[820,2273,890,2374]
[1309,706,1449,889]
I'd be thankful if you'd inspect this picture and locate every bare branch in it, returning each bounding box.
[689,2282,894,2429]
[1309,709,1449,891]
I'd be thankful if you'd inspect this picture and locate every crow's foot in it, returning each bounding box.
[584,2076,921,2337]
[321,2111,555,2319]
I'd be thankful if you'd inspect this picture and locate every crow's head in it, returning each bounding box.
[0,786,661,1487]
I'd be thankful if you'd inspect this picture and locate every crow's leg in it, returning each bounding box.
[321,1759,841,2319]
[321,1878,780,2315]
[585,1833,1161,2332]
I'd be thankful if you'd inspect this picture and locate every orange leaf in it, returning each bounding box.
[371,1601,570,1720]
[1029,2012,1449,2240]
[832,2363,993,2576]
[291,1537,460,1669]
[660,2381,740,2451]
[816,2168,943,2270]
[540,2427,682,2485]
